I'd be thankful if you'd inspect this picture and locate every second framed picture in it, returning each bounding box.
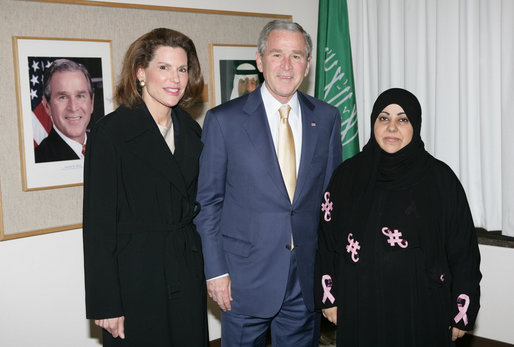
[208,44,264,108]
[13,37,114,191]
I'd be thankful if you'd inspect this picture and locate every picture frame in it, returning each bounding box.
[0,184,4,240]
[208,44,264,107]
[13,37,114,191]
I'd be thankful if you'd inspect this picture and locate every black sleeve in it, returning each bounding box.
[314,168,341,310]
[444,170,482,330]
[82,122,123,319]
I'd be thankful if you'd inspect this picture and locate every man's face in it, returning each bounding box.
[247,76,259,93]
[43,70,94,144]
[256,30,311,104]
[237,75,259,96]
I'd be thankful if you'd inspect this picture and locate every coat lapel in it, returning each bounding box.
[171,107,202,191]
[294,92,319,204]
[122,104,188,198]
[242,89,291,202]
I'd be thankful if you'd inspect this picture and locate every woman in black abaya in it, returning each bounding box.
[315,88,481,346]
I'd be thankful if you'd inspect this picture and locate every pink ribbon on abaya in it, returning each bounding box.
[322,275,335,304]
[453,294,470,326]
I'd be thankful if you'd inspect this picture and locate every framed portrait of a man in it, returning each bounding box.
[13,37,114,191]
[208,44,264,107]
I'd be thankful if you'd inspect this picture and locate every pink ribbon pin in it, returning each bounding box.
[322,275,335,304]
[453,294,470,326]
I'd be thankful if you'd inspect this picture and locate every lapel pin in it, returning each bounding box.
[311,122,317,127]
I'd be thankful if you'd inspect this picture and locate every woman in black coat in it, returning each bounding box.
[315,88,481,346]
[83,28,208,346]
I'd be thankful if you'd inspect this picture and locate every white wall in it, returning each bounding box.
[473,245,514,343]
[1,1,513,346]
[0,230,101,347]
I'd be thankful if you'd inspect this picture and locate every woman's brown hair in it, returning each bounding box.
[115,28,203,109]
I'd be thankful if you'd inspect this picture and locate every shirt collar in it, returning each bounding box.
[53,125,86,158]
[260,82,300,118]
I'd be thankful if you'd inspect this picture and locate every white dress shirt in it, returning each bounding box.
[260,82,303,175]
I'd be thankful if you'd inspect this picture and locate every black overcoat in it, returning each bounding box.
[83,103,208,346]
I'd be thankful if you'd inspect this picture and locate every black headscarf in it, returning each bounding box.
[348,88,435,233]
[365,88,428,183]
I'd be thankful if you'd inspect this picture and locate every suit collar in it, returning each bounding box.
[294,92,320,203]
[241,88,321,205]
[49,126,83,158]
[242,85,265,115]
[122,103,154,140]
[242,88,290,201]
[42,127,80,160]
[171,107,203,191]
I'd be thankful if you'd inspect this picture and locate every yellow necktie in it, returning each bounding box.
[278,105,296,203]
[278,105,296,250]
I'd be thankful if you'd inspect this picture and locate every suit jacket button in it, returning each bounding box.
[290,210,296,216]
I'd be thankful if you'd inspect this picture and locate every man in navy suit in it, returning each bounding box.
[196,20,342,346]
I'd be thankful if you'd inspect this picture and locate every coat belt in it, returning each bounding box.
[117,202,201,234]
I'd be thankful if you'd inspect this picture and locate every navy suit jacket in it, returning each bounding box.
[195,86,342,317]
[35,127,80,163]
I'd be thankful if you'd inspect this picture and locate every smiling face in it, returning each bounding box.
[42,70,94,144]
[374,103,413,153]
[137,46,188,114]
[256,30,311,104]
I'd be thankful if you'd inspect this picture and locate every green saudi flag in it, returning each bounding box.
[315,0,359,160]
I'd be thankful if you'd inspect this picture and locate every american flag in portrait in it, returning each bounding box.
[28,57,56,147]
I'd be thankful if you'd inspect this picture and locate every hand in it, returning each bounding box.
[207,276,233,311]
[95,316,125,339]
[322,307,337,325]
[451,327,466,341]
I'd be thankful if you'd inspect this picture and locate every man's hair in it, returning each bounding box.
[115,27,204,109]
[257,19,312,58]
[43,59,94,101]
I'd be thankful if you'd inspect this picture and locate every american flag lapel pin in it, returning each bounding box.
[311,121,317,127]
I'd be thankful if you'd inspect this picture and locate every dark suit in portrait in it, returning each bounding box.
[34,127,80,163]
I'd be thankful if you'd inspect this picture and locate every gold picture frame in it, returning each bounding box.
[208,44,264,108]
[13,36,114,191]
